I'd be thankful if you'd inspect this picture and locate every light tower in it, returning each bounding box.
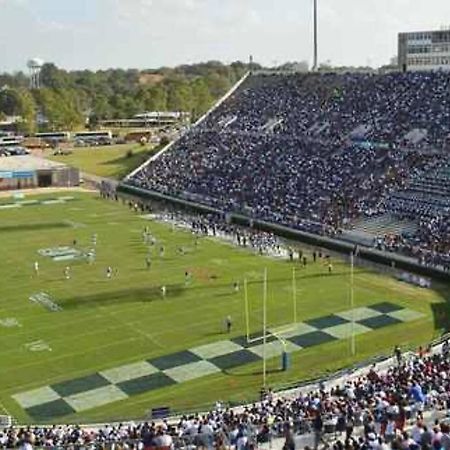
[27,58,44,89]
[312,0,318,71]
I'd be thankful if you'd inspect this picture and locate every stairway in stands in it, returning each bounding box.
[351,214,418,237]
[388,160,450,219]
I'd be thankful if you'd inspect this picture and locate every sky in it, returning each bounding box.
[0,0,449,72]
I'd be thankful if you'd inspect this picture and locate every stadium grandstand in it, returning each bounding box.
[124,71,450,271]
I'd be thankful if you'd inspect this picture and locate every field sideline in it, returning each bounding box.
[0,191,448,424]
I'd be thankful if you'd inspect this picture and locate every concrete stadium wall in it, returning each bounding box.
[53,167,80,187]
[0,167,79,190]
[118,184,449,282]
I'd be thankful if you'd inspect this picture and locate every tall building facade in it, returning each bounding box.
[398,29,450,72]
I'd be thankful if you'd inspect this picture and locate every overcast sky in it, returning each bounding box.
[0,0,449,72]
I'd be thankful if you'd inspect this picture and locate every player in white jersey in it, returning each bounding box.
[64,266,71,280]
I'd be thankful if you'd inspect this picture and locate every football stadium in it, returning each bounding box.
[0,2,450,450]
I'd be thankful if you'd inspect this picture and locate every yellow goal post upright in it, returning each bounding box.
[243,267,300,344]
[243,268,295,386]
[242,254,358,386]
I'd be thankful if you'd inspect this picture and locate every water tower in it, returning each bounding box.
[27,58,44,89]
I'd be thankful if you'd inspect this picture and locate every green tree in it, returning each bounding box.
[0,88,22,116]
[148,85,168,111]
[1,60,257,126]
[110,93,140,118]
[166,80,192,112]
[0,87,36,133]
[36,88,83,130]
[91,94,114,120]
[191,78,213,119]
[17,89,37,134]
[204,72,232,98]
[40,63,73,89]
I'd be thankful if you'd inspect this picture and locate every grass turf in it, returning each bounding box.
[44,144,154,179]
[0,191,448,424]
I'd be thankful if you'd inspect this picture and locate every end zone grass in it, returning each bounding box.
[0,192,448,424]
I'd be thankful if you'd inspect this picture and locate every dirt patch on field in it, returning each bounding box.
[190,267,219,283]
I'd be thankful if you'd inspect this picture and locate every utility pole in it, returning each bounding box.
[313,0,318,71]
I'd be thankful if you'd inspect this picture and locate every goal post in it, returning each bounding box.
[242,268,301,385]
[243,267,300,345]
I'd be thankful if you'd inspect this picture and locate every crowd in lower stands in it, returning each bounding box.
[379,215,450,270]
[128,71,450,268]
[1,340,448,449]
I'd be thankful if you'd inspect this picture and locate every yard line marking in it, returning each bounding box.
[98,306,164,349]
[0,325,127,359]
[0,399,12,418]
[0,307,262,393]
[0,336,143,395]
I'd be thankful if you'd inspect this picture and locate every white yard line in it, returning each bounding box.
[97,305,164,349]
[0,324,128,359]
[0,336,142,395]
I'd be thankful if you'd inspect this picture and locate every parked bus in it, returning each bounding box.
[73,130,113,146]
[35,132,71,143]
[0,135,24,147]
[73,130,112,139]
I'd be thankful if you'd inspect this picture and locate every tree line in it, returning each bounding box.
[0,61,255,134]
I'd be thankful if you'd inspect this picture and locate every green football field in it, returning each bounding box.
[0,191,448,424]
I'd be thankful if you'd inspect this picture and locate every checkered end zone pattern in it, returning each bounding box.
[13,302,423,420]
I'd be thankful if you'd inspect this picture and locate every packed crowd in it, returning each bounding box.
[379,216,450,271]
[201,72,450,148]
[1,340,448,449]
[131,131,411,230]
[127,71,450,264]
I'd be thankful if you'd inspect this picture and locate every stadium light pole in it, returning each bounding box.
[313,0,318,71]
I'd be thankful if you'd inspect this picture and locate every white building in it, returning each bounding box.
[398,29,450,71]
